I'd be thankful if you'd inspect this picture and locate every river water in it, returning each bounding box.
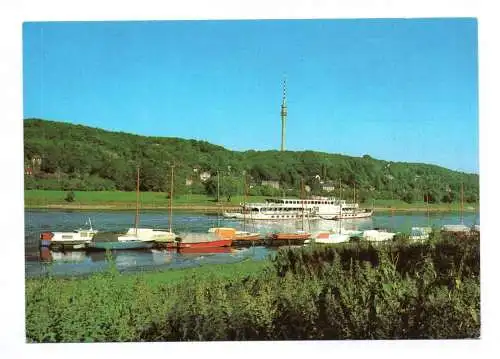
[24,209,479,278]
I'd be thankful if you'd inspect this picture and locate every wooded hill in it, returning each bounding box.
[24,119,479,204]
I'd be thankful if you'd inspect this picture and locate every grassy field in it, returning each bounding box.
[24,189,478,212]
[24,190,267,210]
[25,234,480,342]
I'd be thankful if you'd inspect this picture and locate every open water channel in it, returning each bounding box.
[25,209,479,278]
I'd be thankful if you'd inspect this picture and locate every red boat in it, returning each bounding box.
[165,238,233,249]
[271,232,311,241]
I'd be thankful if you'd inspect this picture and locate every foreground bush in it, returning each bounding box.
[26,239,480,342]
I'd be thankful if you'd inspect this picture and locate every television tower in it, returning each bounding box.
[280,77,287,151]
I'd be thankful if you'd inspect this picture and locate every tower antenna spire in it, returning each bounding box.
[280,76,287,151]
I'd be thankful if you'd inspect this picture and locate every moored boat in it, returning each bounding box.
[117,228,176,242]
[265,230,311,246]
[117,166,177,246]
[409,227,432,241]
[166,237,233,250]
[233,230,263,246]
[304,231,351,245]
[87,240,154,251]
[40,218,98,249]
[362,229,396,242]
[208,227,262,246]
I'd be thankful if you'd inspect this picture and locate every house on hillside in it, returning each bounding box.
[261,180,280,189]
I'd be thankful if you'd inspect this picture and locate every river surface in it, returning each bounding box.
[25,209,479,278]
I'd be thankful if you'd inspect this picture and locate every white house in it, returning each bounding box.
[261,180,280,189]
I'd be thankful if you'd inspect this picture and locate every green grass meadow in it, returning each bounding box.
[24,190,268,208]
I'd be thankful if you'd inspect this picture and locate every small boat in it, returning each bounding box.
[271,231,311,240]
[162,228,233,250]
[87,240,154,251]
[167,236,233,250]
[40,218,98,249]
[208,227,262,246]
[362,229,396,242]
[409,227,432,241]
[117,166,177,247]
[117,228,176,242]
[233,230,262,246]
[265,230,311,246]
[304,230,351,245]
[441,224,471,233]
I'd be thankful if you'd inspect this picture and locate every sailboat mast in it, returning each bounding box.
[135,166,140,235]
[217,170,220,203]
[301,178,305,231]
[169,165,174,233]
[243,173,247,232]
[218,170,223,227]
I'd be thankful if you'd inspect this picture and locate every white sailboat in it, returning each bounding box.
[118,166,176,243]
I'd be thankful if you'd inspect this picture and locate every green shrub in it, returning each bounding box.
[64,191,75,202]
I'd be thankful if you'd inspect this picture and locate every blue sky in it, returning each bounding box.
[23,18,478,173]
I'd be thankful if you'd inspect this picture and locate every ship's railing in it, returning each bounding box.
[241,202,343,208]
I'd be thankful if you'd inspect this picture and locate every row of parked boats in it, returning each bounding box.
[41,218,480,252]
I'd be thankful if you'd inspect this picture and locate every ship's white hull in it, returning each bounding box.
[222,212,318,221]
[319,210,373,220]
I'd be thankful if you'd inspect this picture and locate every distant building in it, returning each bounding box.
[261,180,280,189]
[185,178,193,186]
[31,155,42,173]
[25,167,33,176]
[200,171,211,182]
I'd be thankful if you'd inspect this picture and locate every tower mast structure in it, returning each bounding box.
[280,77,287,152]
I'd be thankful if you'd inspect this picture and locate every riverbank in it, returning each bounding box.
[24,190,478,212]
[25,237,480,341]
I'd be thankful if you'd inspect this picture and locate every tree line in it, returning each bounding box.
[24,119,479,204]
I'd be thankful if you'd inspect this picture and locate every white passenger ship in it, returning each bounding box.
[222,196,370,221]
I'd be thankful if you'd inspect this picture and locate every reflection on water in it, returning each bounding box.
[25,209,479,278]
[27,246,269,278]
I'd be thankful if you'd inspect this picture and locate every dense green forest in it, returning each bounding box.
[23,119,479,204]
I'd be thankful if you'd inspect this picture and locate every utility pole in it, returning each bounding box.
[169,164,174,233]
[135,166,140,236]
[216,170,220,202]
